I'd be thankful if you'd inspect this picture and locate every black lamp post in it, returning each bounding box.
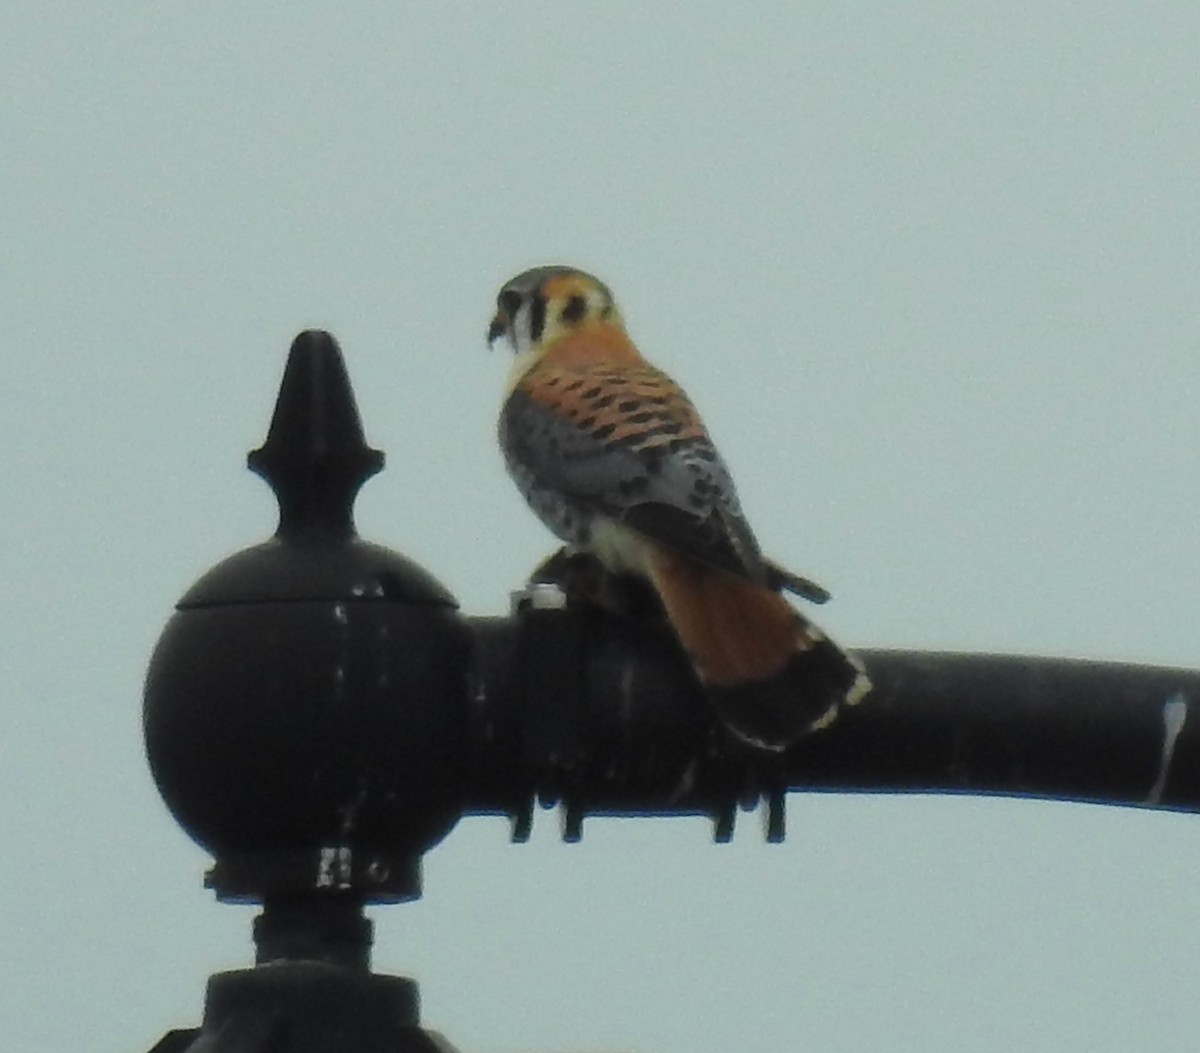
[142,331,1200,1052]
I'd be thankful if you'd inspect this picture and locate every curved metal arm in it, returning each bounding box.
[467,600,1199,841]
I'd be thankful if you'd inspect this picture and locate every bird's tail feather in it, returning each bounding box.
[645,547,869,750]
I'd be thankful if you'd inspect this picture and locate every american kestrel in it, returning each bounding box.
[489,265,869,750]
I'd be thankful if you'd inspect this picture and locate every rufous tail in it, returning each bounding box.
[644,545,870,750]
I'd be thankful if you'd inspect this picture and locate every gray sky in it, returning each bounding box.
[3,4,1198,1052]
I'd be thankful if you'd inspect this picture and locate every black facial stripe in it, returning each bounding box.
[529,293,547,344]
[499,290,522,316]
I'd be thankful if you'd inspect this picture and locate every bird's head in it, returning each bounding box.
[487,265,621,356]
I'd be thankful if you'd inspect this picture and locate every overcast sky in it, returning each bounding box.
[2,4,1199,1052]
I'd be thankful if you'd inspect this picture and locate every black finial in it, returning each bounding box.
[176,330,453,607]
[248,330,383,541]
[145,331,468,910]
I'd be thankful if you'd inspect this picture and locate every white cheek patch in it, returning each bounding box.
[504,346,542,395]
[512,299,534,354]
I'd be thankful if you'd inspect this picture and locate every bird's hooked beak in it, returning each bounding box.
[487,311,508,347]
[489,289,527,349]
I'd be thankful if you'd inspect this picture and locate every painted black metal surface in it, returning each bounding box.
[143,332,471,906]
[788,648,1195,808]
[144,896,455,1053]
[140,330,1197,1052]
[467,605,1200,842]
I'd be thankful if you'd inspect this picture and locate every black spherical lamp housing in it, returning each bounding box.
[143,331,470,903]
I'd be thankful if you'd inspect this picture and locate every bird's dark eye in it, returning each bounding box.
[498,290,523,316]
[561,294,587,324]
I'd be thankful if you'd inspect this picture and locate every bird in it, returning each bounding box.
[488,265,869,750]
